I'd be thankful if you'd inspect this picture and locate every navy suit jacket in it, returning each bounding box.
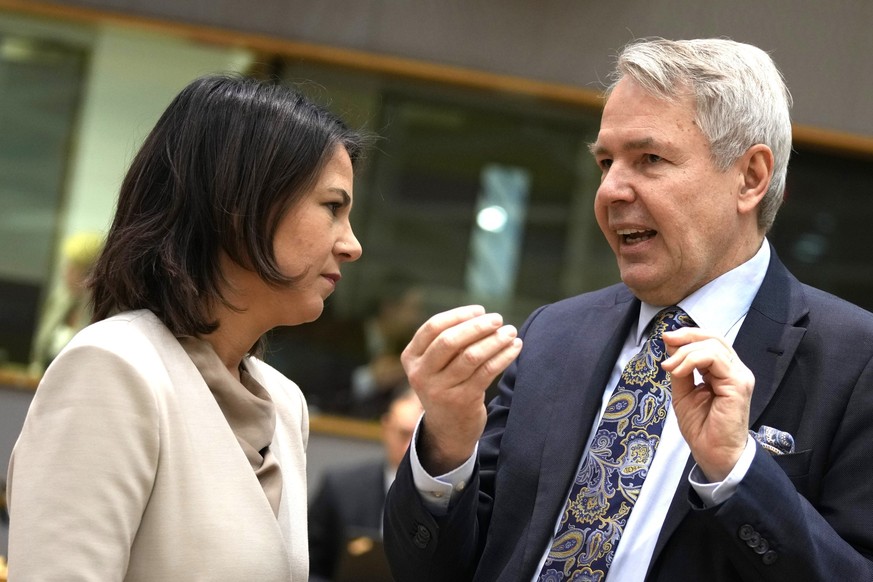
[384,248,873,581]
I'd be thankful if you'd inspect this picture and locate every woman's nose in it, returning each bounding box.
[337,226,362,262]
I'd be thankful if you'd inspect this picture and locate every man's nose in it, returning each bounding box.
[596,164,635,205]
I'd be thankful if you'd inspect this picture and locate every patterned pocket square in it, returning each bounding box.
[749,425,796,455]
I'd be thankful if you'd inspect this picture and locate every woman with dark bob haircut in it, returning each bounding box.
[7,74,366,580]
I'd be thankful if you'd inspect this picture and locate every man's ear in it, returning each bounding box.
[737,144,774,215]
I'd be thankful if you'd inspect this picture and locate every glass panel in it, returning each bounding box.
[771,147,873,311]
[0,32,88,366]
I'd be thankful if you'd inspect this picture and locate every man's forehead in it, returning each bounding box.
[592,107,704,156]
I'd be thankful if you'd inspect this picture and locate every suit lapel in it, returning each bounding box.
[734,250,808,425]
[518,289,639,573]
[648,245,809,575]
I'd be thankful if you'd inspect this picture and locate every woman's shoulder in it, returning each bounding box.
[33,311,177,414]
[65,310,173,352]
[75,309,165,338]
[51,310,180,379]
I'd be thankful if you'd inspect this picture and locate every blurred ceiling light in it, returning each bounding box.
[476,204,508,233]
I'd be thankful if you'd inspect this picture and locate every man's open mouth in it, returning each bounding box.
[617,228,656,244]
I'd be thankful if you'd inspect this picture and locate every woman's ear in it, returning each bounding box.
[737,144,774,215]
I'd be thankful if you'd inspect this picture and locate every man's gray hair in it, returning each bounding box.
[607,37,793,232]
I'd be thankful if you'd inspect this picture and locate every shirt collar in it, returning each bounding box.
[635,240,771,343]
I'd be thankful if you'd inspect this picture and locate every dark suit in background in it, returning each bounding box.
[310,388,420,581]
[309,460,387,580]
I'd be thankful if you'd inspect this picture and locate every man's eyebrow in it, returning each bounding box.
[588,137,657,156]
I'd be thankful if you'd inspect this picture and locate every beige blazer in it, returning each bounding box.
[7,310,310,581]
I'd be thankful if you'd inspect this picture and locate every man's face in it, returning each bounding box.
[591,78,749,306]
[382,397,423,471]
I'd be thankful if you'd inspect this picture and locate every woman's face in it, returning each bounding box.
[223,145,362,332]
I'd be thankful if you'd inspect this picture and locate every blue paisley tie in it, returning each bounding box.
[538,307,695,582]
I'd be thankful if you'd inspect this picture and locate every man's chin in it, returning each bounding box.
[622,273,682,306]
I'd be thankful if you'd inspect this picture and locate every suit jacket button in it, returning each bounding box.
[746,532,762,547]
[762,550,778,565]
[413,523,431,549]
[753,538,770,555]
[738,524,755,540]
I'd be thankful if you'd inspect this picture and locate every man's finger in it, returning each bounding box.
[404,305,486,358]
[437,324,521,387]
[466,334,523,388]
[666,358,698,401]
[414,313,507,373]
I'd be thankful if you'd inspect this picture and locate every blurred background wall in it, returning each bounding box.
[25,0,873,136]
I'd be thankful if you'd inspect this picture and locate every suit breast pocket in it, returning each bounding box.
[772,448,812,493]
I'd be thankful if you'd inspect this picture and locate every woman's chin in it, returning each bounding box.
[287,303,325,326]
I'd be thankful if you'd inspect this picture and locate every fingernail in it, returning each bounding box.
[468,305,486,316]
[498,325,517,338]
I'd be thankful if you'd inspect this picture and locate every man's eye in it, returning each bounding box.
[599,159,613,170]
[645,154,662,164]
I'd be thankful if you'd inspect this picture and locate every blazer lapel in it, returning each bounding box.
[735,249,808,425]
[648,244,809,574]
[518,288,640,573]
[169,343,289,554]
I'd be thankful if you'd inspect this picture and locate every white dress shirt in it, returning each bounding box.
[410,241,771,581]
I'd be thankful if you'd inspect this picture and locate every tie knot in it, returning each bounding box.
[647,307,695,341]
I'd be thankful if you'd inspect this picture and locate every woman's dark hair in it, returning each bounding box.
[89,74,367,340]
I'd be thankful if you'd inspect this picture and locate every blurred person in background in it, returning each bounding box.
[29,230,104,373]
[349,282,425,418]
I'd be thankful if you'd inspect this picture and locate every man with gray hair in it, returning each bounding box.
[383,37,873,581]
